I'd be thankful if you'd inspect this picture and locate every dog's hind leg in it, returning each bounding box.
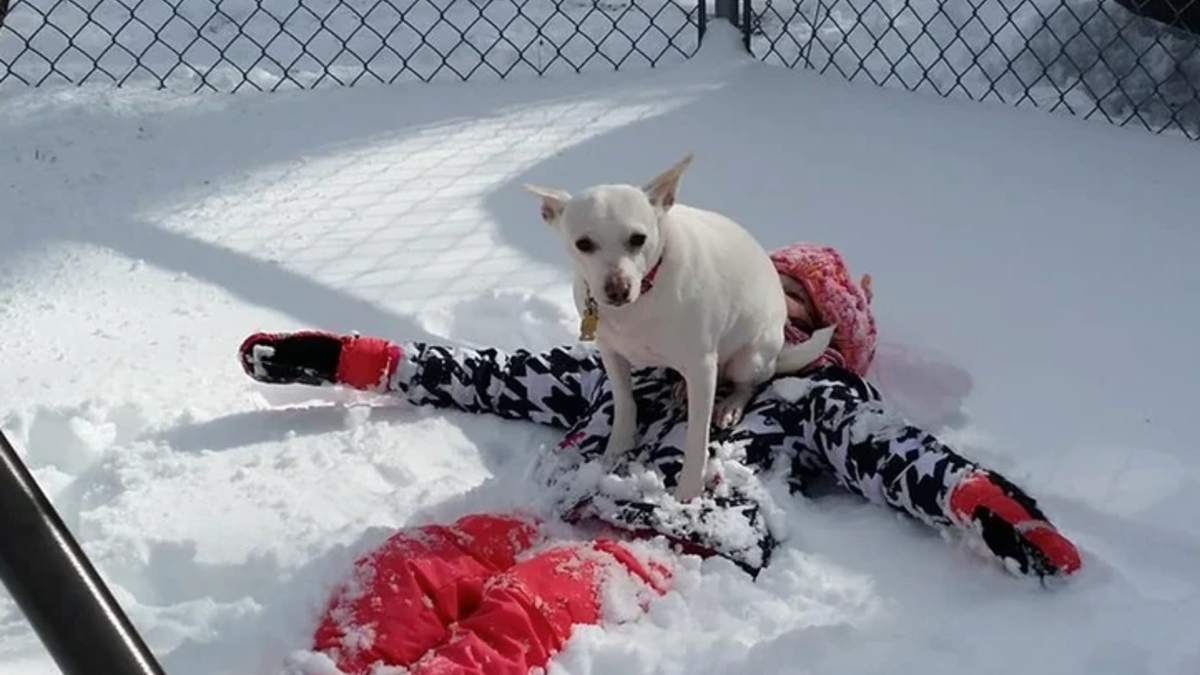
[714,386,755,429]
[715,325,836,427]
[599,344,639,470]
[713,342,777,429]
[676,353,719,502]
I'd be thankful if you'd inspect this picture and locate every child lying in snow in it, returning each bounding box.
[241,242,1082,675]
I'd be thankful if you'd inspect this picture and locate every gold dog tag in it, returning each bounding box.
[579,298,599,341]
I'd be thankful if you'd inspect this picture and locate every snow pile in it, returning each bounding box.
[2,23,1200,675]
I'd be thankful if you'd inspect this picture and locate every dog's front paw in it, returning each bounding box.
[600,434,635,470]
[673,467,705,503]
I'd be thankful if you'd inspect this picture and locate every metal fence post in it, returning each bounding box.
[741,0,753,51]
[714,0,739,24]
[0,427,167,675]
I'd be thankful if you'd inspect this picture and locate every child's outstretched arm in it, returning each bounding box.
[239,331,605,430]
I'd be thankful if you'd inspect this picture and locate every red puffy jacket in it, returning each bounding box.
[311,513,672,674]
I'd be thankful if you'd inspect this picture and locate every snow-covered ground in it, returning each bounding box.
[3,20,1200,675]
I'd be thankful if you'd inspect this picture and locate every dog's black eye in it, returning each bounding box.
[628,233,646,249]
[575,237,596,254]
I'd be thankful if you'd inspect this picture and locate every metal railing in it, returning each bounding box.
[0,427,167,675]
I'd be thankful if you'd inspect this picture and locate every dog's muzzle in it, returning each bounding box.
[603,274,632,306]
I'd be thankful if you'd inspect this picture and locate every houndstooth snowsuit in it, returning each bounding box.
[387,340,988,575]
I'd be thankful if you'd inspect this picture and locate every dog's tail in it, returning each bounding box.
[775,325,837,374]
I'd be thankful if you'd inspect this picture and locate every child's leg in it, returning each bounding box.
[312,513,542,675]
[780,366,1081,578]
[408,539,672,675]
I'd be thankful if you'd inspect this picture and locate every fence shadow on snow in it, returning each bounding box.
[0,0,1196,136]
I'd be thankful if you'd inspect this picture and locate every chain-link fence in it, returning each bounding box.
[1,0,1197,139]
[0,0,703,92]
[746,0,1200,139]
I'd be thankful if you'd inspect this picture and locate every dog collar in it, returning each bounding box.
[640,255,664,294]
[578,253,665,342]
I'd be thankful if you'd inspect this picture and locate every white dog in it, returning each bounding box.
[525,154,834,502]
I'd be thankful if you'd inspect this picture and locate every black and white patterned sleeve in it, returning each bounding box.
[390,342,607,430]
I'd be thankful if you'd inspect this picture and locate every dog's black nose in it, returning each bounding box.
[604,276,631,305]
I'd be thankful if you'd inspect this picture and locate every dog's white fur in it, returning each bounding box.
[525,154,834,502]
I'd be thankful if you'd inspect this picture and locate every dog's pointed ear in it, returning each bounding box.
[524,184,572,226]
[643,153,693,211]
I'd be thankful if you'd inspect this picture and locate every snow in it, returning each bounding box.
[2,14,1200,675]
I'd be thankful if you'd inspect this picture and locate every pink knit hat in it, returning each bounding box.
[770,243,877,376]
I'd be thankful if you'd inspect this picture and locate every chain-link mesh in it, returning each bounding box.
[746,0,1200,139]
[0,0,702,92]
[2,0,1196,139]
